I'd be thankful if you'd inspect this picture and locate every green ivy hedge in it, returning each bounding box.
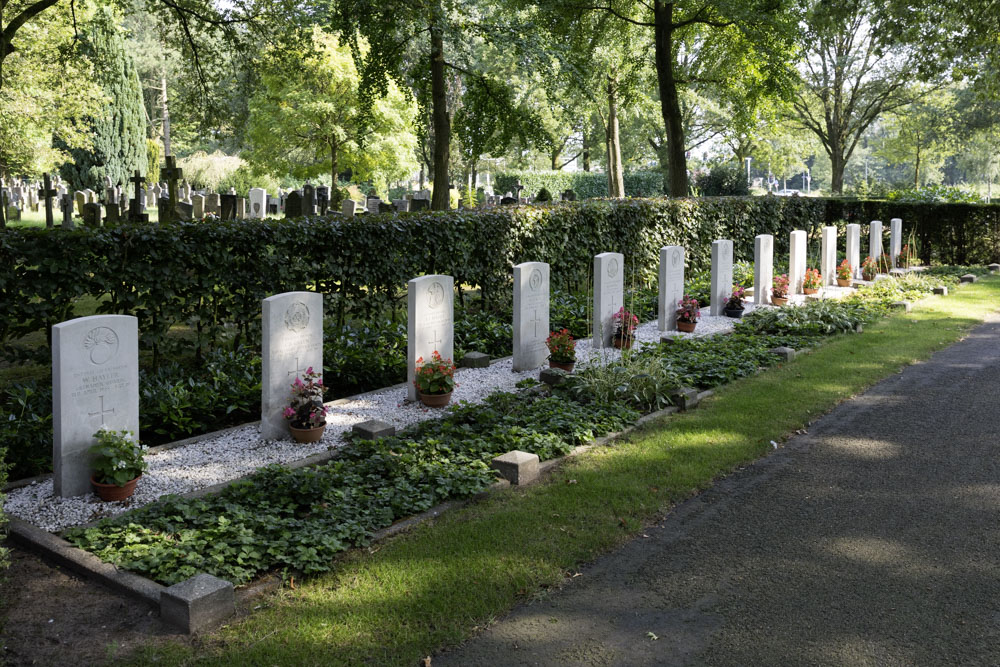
[494,170,666,199]
[2,196,997,365]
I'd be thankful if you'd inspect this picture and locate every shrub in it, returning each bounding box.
[694,164,750,196]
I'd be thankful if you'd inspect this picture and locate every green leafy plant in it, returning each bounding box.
[772,274,790,299]
[861,255,878,280]
[726,285,746,310]
[89,428,147,486]
[414,351,456,395]
[284,368,327,429]
[677,295,701,323]
[565,354,680,412]
[545,329,576,363]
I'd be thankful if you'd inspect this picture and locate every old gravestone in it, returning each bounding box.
[248,187,267,219]
[205,193,221,217]
[82,188,96,204]
[103,203,121,226]
[411,198,430,211]
[82,203,103,227]
[869,220,883,265]
[176,200,194,222]
[710,240,733,317]
[236,198,247,220]
[890,218,902,266]
[39,174,57,228]
[261,292,323,440]
[284,191,303,218]
[789,229,807,294]
[269,194,281,215]
[52,314,139,497]
[302,183,316,216]
[342,199,357,217]
[393,199,410,212]
[316,186,329,215]
[512,262,550,371]
[407,275,455,402]
[191,193,206,219]
[74,191,87,216]
[220,194,237,220]
[366,197,381,214]
[846,223,861,279]
[821,226,837,286]
[754,234,773,306]
[60,194,74,229]
[658,246,684,331]
[593,252,624,348]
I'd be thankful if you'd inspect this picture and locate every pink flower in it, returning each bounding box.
[283,407,295,419]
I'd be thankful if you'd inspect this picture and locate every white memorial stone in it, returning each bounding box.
[890,217,902,266]
[754,235,773,306]
[821,226,837,286]
[52,315,139,497]
[74,191,86,215]
[512,262,549,371]
[407,275,455,401]
[870,220,883,265]
[846,224,861,279]
[658,246,684,331]
[191,193,205,219]
[790,230,807,294]
[342,199,357,217]
[261,291,323,440]
[248,188,267,219]
[710,240,733,316]
[592,252,624,348]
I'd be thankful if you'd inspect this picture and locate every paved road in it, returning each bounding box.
[437,314,1000,666]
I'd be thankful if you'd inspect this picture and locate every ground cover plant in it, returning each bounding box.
[119,275,1000,667]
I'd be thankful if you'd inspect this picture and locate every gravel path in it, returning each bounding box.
[4,300,768,533]
[435,310,1000,667]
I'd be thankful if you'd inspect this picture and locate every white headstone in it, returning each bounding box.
[191,193,205,219]
[82,188,96,204]
[821,226,837,286]
[249,188,267,219]
[74,191,86,215]
[658,246,684,331]
[754,235,773,306]
[366,197,381,213]
[407,275,455,401]
[846,224,861,279]
[261,291,323,440]
[342,199,357,217]
[870,220,883,264]
[52,315,139,497]
[593,252,624,348]
[393,199,410,212]
[790,230,807,294]
[710,240,733,316]
[512,262,550,371]
[890,218,902,266]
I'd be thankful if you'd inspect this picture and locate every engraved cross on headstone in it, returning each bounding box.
[429,330,443,350]
[38,173,57,228]
[529,309,542,337]
[287,357,308,377]
[88,395,115,425]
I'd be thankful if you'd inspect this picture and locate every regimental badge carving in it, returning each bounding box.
[607,258,619,278]
[253,202,261,214]
[529,268,543,292]
[427,281,445,309]
[672,248,681,268]
[83,327,119,365]
[284,302,310,332]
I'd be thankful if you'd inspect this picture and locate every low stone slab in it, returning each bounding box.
[491,450,540,486]
[989,263,999,273]
[890,301,912,312]
[539,367,568,386]
[669,387,700,411]
[460,351,490,368]
[771,346,796,362]
[933,286,948,296]
[960,274,977,284]
[856,324,864,334]
[352,420,396,440]
[160,573,235,634]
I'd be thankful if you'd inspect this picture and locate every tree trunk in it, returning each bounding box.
[161,74,171,156]
[653,1,688,197]
[430,22,451,211]
[330,141,338,189]
[830,150,845,195]
[606,78,625,198]
[582,124,591,171]
[914,148,921,188]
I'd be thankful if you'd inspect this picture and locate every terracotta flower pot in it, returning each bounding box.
[612,334,633,350]
[677,320,696,333]
[549,360,575,372]
[289,424,326,443]
[836,278,851,287]
[771,296,788,306]
[418,390,453,408]
[862,273,876,282]
[803,287,819,294]
[91,474,140,502]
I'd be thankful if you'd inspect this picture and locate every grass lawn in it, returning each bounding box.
[94,277,1000,664]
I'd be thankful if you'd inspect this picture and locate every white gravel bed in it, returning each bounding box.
[5,303,773,534]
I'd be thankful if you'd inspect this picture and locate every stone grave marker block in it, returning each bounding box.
[342,199,357,217]
[846,223,861,279]
[411,198,430,211]
[754,235,773,305]
[52,315,139,497]
[491,450,539,486]
[248,187,267,219]
[890,217,902,266]
[205,193,221,216]
[302,183,316,215]
[870,220,883,265]
[220,194,237,220]
[658,246,684,331]
[190,194,205,219]
[407,275,454,402]
[261,291,323,440]
[710,240,733,316]
[160,573,234,634]
[236,198,247,220]
[512,261,550,371]
[82,203,103,227]
[74,191,87,215]
[593,252,624,348]
[284,191,303,218]
[789,230,807,294]
[821,226,837,286]
[316,186,329,215]
[60,194,74,229]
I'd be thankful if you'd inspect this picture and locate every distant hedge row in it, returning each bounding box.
[2,196,997,364]
[494,170,665,199]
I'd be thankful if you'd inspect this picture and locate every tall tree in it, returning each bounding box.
[58,6,148,190]
[877,87,954,188]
